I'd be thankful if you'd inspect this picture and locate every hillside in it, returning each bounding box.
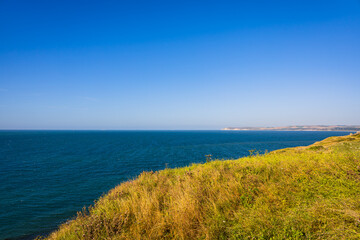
[40,133,360,240]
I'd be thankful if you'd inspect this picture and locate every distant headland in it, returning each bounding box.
[222,125,360,132]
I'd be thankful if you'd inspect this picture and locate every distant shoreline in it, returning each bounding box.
[223,125,360,132]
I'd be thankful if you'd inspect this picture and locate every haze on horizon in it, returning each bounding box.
[1,1,359,130]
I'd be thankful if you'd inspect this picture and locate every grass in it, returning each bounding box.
[40,133,360,240]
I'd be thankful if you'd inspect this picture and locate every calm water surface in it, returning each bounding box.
[0,130,352,240]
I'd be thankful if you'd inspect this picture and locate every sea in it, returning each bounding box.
[0,130,353,240]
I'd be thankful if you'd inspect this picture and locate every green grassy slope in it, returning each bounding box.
[41,133,360,240]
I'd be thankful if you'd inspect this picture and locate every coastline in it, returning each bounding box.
[42,133,360,239]
[5,131,350,240]
[222,125,360,132]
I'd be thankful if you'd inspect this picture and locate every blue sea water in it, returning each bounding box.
[0,130,352,240]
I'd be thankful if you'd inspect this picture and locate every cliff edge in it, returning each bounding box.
[41,133,360,240]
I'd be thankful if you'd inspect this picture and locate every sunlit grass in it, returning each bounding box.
[41,133,360,239]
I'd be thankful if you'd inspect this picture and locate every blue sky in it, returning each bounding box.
[0,0,359,130]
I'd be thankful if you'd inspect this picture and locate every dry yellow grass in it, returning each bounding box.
[40,133,360,240]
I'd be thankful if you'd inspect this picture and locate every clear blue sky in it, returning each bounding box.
[1,0,359,130]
